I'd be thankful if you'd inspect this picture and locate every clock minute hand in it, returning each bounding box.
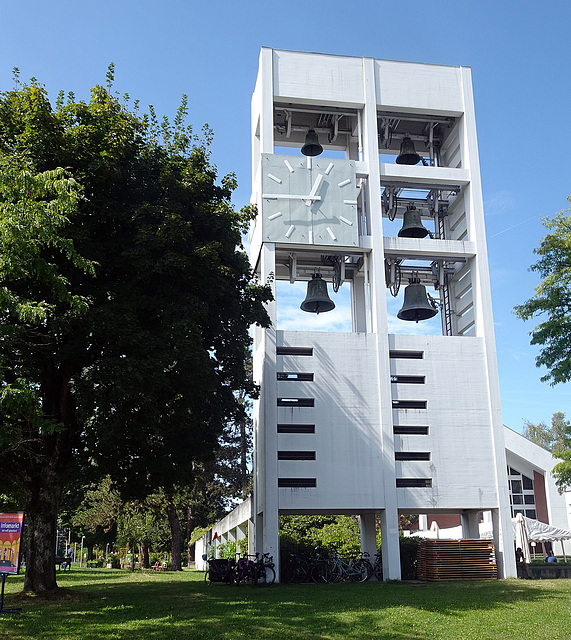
[305,173,324,207]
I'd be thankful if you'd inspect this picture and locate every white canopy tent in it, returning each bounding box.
[512,514,571,561]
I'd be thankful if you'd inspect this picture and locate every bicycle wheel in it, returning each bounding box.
[329,562,343,583]
[311,562,331,584]
[350,559,372,583]
[256,565,276,586]
[244,563,257,587]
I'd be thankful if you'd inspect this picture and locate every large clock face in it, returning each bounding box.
[261,154,359,246]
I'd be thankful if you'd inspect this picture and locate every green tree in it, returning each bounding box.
[522,412,570,453]
[0,74,271,592]
[514,204,571,384]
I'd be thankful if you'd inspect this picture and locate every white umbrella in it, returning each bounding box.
[515,513,531,563]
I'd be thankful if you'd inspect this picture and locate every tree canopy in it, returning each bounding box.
[0,70,271,591]
[514,204,571,385]
[522,412,570,454]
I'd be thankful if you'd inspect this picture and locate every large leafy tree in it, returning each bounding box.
[0,72,270,592]
[514,204,571,384]
[522,412,570,454]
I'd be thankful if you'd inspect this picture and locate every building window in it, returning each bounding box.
[508,467,536,518]
[391,375,425,384]
[396,478,432,488]
[393,425,429,435]
[277,346,313,356]
[278,424,315,433]
[277,372,314,381]
[278,451,316,460]
[278,478,316,488]
[395,452,431,461]
[389,350,423,359]
[392,400,427,409]
[277,398,315,407]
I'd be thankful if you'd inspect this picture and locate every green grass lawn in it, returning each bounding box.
[1,567,570,639]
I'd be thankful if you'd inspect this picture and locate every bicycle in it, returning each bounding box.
[250,553,276,586]
[329,552,372,583]
[282,552,312,583]
[370,552,382,581]
[233,555,257,586]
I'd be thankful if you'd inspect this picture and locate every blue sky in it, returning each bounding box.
[1,0,569,432]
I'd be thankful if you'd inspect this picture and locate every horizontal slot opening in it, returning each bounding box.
[395,452,431,461]
[393,426,429,435]
[277,346,313,356]
[277,372,314,381]
[278,451,316,460]
[396,478,432,488]
[392,400,427,409]
[278,478,317,488]
[278,424,316,434]
[278,398,315,407]
[389,350,423,359]
[391,375,425,384]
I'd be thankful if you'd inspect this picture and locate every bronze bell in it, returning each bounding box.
[301,129,323,156]
[398,206,429,238]
[396,136,421,165]
[397,280,438,322]
[300,274,335,314]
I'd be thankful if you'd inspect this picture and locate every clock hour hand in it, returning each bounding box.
[305,173,324,206]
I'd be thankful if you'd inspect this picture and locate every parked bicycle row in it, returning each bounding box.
[282,550,383,584]
[204,552,275,586]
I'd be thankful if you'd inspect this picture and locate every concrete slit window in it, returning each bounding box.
[393,425,429,435]
[389,350,423,359]
[396,478,432,488]
[391,375,425,384]
[278,478,317,488]
[395,452,431,461]
[277,424,315,433]
[278,398,315,407]
[277,346,313,356]
[277,372,314,381]
[278,451,316,460]
[392,400,427,409]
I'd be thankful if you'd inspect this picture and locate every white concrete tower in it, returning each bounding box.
[249,48,516,580]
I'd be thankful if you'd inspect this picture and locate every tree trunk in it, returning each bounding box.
[23,471,62,593]
[167,502,182,571]
[140,541,150,569]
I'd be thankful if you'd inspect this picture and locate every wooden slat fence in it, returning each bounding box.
[417,538,497,581]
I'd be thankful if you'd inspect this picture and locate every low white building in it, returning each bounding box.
[197,427,571,566]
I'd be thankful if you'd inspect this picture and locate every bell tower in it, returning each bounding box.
[249,48,516,580]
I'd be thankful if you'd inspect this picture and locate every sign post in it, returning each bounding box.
[0,512,25,615]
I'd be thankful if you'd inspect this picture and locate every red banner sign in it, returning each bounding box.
[0,512,24,574]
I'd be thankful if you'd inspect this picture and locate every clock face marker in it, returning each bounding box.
[285,225,295,238]
[343,199,358,205]
[268,212,283,220]
[268,173,282,184]
[326,227,337,241]
[337,179,351,188]
[284,160,294,173]
[339,216,353,226]
[324,163,334,175]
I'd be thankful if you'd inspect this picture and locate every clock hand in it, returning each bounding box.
[305,173,324,206]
